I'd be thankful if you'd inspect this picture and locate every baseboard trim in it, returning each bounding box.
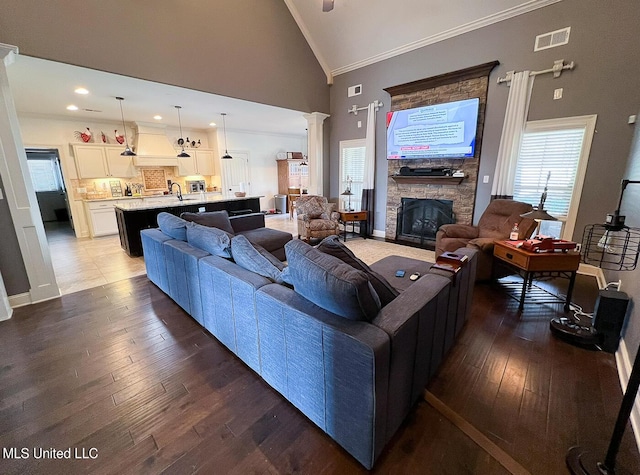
[371,229,385,239]
[9,292,32,308]
[615,338,640,453]
[577,263,607,289]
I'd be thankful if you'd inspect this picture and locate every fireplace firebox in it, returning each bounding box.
[396,198,454,249]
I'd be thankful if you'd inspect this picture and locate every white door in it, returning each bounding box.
[221,151,251,196]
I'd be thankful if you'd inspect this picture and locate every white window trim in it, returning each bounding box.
[339,139,365,211]
[521,114,597,240]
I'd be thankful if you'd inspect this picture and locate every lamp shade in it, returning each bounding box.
[520,208,558,221]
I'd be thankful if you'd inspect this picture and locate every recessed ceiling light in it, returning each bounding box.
[153,115,162,120]
[66,105,79,111]
[74,87,89,95]
[209,122,217,127]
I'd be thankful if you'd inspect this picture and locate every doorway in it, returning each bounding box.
[25,148,73,237]
[221,151,251,197]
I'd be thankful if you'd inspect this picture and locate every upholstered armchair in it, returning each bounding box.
[435,199,537,281]
[296,195,340,242]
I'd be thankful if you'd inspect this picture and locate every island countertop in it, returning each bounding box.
[115,194,263,211]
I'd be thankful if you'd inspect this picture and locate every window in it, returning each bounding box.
[513,115,596,239]
[27,157,64,192]
[339,139,365,211]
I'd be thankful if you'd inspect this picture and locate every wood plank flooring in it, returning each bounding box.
[1,263,639,473]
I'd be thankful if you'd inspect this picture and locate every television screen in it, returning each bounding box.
[386,97,480,160]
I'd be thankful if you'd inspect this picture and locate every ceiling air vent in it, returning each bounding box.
[534,27,571,52]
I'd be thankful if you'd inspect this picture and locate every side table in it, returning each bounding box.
[339,210,368,242]
[493,240,581,311]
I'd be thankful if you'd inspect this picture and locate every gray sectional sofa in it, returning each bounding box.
[140,211,477,469]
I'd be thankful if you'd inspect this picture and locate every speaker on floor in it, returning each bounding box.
[592,289,630,353]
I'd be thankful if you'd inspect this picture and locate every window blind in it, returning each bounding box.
[27,158,64,192]
[340,143,365,209]
[513,127,585,218]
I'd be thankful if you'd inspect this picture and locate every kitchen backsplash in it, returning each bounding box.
[70,166,222,200]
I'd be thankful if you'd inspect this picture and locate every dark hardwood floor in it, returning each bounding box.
[0,273,638,474]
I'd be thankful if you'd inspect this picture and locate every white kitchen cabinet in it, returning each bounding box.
[176,149,217,176]
[85,200,118,237]
[73,144,137,179]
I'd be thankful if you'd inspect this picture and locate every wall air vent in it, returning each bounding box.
[534,27,571,52]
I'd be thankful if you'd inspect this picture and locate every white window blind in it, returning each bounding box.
[339,140,365,210]
[513,127,585,218]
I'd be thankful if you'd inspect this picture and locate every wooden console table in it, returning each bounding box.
[339,210,368,242]
[493,240,581,311]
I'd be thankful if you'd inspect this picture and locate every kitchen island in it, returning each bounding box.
[115,195,261,256]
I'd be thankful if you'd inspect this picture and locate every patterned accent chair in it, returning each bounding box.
[296,195,340,242]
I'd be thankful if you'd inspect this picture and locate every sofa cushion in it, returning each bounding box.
[185,222,232,258]
[231,235,286,283]
[238,228,293,256]
[157,212,187,241]
[180,210,235,234]
[283,239,381,321]
[316,235,399,307]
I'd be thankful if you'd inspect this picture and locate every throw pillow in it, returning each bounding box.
[185,222,232,258]
[231,235,286,283]
[284,239,381,321]
[157,212,187,241]
[316,235,398,307]
[180,210,235,234]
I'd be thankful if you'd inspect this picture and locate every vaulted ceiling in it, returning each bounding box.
[285,0,560,81]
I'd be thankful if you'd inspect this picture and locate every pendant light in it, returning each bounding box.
[300,127,308,166]
[115,97,136,156]
[175,106,190,158]
[221,113,232,159]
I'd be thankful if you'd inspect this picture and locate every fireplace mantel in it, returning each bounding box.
[391,175,465,185]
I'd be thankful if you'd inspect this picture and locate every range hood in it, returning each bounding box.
[132,123,179,166]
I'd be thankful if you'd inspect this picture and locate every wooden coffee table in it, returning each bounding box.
[493,240,581,311]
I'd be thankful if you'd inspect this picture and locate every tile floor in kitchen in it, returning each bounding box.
[45,213,299,295]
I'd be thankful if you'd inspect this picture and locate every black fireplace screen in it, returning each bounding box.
[396,198,454,247]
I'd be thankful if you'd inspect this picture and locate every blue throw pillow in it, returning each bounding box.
[186,222,232,258]
[157,212,187,241]
[284,240,381,321]
[231,235,286,283]
[316,235,399,307]
[180,210,235,234]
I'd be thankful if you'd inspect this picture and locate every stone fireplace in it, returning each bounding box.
[396,198,454,248]
[383,62,498,247]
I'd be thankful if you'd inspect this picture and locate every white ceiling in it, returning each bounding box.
[286,0,559,77]
[7,1,556,134]
[7,56,308,136]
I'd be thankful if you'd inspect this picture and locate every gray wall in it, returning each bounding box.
[0,0,329,114]
[612,115,640,361]
[329,0,640,237]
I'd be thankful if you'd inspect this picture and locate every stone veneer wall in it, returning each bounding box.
[384,62,497,242]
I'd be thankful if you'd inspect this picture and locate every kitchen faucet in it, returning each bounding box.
[170,182,183,201]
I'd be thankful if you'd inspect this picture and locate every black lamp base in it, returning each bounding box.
[566,446,631,475]
[549,316,601,349]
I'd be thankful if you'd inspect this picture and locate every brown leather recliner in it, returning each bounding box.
[435,199,537,281]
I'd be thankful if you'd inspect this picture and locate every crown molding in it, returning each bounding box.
[332,0,562,77]
[283,0,334,85]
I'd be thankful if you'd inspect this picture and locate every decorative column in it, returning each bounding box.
[0,43,59,304]
[303,112,330,196]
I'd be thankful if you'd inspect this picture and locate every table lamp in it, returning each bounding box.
[341,177,353,211]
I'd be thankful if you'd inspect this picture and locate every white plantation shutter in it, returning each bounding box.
[513,127,585,218]
[27,158,64,192]
[340,139,365,210]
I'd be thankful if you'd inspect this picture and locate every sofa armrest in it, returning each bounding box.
[230,212,265,233]
[371,274,451,438]
[438,223,479,240]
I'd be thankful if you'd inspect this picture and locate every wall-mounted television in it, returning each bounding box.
[386,97,480,160]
